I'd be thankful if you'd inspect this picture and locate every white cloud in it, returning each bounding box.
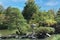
[12,0,27,2]
[36,0,43,3]
[46,1,59,6]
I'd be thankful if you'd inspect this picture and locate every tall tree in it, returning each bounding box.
[31,9,56,27]
[4,7,30,34]
[0,14,7,29]
[0,5,6,29]
[5,7,25,29]
[0,5,4,14]
[45,10,56,26]
[22,0,39,23]
[56,8,60,24]
[55,8,60,33]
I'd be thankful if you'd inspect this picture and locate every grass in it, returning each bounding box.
[0,29,18,36]
[46,34,60,40]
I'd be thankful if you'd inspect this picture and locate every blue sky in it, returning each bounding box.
[0,0,60,11]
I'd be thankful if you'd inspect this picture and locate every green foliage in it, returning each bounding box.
[22,0,39,23]
[56,8,60,23]
[19,23,31,34]
[0,14,5,24]
[0,6,32,34]
[0,13,8,29]
[0,5,4,14]
[4,7,32,34]
[30,10,56,27]
[55,8,60,33]
[0,1,59,36]
[35,27,55,33]
[4,7,25,29]
[46,10,56,26]
[0,5,5,27]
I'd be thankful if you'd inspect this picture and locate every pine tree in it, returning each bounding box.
[55,8,60,33]
[22,0,39,23]
[56,8,60,24]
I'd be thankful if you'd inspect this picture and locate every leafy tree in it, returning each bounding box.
[4,7,24,29]
[56,8,60,24]
[22,0,39,23]
[0,14,7,29]
[0,14,5,24]
[0,5,4,14]
[55,8,60,33]
[30,11,45,23]
[4,7,31,34]
[45,10,56,26]
[0,5,7,29]
[31,9,56,27]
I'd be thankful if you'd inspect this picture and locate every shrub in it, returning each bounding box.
[35,27,55,34]
[17,23,32,35]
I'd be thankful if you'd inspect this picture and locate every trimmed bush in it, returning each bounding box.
[35,27,55,34]
[17,23,32,35]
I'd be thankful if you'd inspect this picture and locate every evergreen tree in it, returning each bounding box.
[56,8,60,24]
[22,0,39,23]
[55,8,60,33]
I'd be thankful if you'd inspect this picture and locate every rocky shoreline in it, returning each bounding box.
[0,33,51,39]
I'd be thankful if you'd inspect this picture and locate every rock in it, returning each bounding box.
[21,36,28,39]
[31,24,36,28]
[28,36,36,39]
[21,33,36,39]
[1,36,7,39]
[15,35,19,39]
[36,33,49,39]
[46,33,51,37]
[9,34,19,39]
